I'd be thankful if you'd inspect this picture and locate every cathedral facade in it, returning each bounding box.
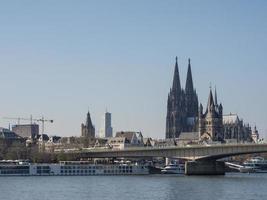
[165,57,198,139]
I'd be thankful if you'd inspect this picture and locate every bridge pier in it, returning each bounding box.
[185,160,225,175]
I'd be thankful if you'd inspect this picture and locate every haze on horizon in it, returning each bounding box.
[0,0,266,139]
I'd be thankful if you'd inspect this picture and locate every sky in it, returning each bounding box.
[0,0,266,139]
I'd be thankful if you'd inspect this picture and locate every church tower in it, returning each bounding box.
[81,111,95,138]
[166,57,185,139]
[184,59,199,129]
[199,89,223,141]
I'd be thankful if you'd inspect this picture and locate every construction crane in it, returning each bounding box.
[2,115,53,134]
[36,116,54,135]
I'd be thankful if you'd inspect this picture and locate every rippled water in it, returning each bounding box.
[0,173,266,200]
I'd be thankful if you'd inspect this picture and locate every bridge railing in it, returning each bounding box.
[64,143,267,154]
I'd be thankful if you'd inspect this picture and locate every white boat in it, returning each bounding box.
[225,161,255,173]
[243,156,267,173]
[161,163,184,174]
[0,160,149,176]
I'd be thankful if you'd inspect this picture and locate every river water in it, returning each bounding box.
[0,173,266,200]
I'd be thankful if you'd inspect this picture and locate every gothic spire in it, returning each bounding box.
[214,86,218,107]
[207,88,215,110]
[185,58,194,94]
[172,56,181,94]
[86,111,93,127]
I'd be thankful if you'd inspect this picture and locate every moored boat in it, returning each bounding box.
[243,156,267,173]
[161,163,184,174]
[0,160,149,176]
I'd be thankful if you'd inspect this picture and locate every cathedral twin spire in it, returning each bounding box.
[172,56,181,94]
[185,58,194,94]
[171,57,194,95]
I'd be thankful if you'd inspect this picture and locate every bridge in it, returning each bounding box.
[64,143,267,175]
[66,143,267,160]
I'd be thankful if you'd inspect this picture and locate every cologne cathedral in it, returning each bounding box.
[165,57,199,139]
[165,57,253,142]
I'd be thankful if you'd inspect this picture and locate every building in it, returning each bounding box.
[99,111,113,138]
[165,57,253,143]
[81,111,95,138]
[154,138,177,147]
[43,136,62,153]
[166,57,198,139]
[106,137,126,150]
[12,124,39,139]
[107,131,144,149]
[223,113,253,143]
[0,127,22,140]
[106,131,144,150]
[176,132,199,146]
[251,126,259,143]
[198,89,224,141]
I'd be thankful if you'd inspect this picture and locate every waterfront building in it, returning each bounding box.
[99,111,113,138]
[12,124,39,139]
[107,131,144,149]
[116,131,144,145]
[166,57,198,139]
[94,138,109,148]
[43,136,62,153]
[81,111,95,138]
[107,137,127,150]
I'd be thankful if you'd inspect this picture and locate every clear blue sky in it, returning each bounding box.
[0,0,266,139]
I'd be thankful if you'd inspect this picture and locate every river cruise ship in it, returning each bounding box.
[0,160,149,176]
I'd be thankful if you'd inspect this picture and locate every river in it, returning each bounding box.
[0,173,266,200]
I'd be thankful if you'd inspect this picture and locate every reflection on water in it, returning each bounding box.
[0,173,266,200]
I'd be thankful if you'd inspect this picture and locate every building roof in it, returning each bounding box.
[0,127,21,140]
[223,114,239,124]
[115,132,136,143]
[49,136,61,143]
[37,134,49,141]
[178,132,199,141]
[154,138,176,146]
[95,138,108,145]
[143,138,154,146]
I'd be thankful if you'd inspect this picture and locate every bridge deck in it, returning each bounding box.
[63,144,267,160]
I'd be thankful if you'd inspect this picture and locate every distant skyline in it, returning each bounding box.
[0,1,266,139]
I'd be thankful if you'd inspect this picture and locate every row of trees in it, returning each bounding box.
[0,139,76,163]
